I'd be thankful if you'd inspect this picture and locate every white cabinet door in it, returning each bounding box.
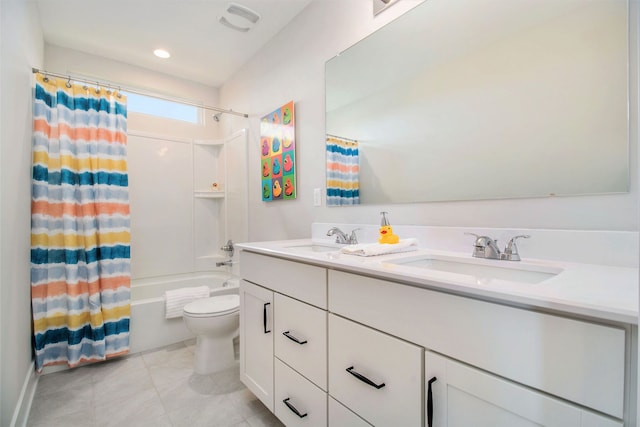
[274,358,327,427]
[240,280,274,412]
[329,314,423,427]
[425,351,623,427]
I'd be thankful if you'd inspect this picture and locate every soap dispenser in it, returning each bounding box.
[378,211,400,244]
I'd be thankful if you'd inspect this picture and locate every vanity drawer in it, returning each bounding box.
[275,293,327,390]
[328,270,626,418]
[240,250,327,309]
[275,357,327,427]
[328,397,371,427]
[328,314,423,427]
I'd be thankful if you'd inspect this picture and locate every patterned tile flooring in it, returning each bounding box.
[27,341,284,427]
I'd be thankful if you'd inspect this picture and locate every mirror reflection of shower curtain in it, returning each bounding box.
[326,136,360,206]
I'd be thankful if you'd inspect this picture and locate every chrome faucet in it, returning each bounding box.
[327,227,359,244]
[501,235,530,261]
[465,232,530,261]
[465,233,502,260]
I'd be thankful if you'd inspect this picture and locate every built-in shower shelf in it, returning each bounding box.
[194,139,224,147]
[194,191,225,199]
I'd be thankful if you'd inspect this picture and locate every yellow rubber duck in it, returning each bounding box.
[378,212,400,244]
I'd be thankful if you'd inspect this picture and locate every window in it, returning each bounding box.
[126,92,200,124]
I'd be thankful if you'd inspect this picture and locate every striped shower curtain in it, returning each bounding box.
[31,73,131,371]
[326,136,360,206]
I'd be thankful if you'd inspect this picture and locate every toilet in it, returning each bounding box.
[182,293,240,375]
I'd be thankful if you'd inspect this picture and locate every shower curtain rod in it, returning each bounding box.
[326,134,359,143]
[31,67,249,118]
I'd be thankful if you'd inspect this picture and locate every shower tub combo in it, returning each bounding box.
[129,272,239,354]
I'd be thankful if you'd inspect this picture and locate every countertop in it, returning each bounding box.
[237,239,639,324]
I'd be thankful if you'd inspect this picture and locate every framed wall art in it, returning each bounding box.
[261,101,296,201]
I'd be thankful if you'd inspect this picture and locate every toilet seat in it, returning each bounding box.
[183,294,240,318]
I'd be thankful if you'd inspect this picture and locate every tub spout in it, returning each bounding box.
[216,259,233,267]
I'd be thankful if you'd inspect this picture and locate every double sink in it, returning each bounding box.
[282,243,563,285]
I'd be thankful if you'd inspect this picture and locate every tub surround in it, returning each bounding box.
[238,224,638,324]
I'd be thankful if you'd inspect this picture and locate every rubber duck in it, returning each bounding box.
[262,161,271,177]
[284,178,294,196]
[378,212,400,244]
[283,154,293,172]
[273,180,282,198]
[272,137,281,153]
[283,106,292,125]
[272,157,281,175]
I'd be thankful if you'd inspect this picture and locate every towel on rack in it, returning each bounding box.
[340,238,419,257]
[164,286,211,319]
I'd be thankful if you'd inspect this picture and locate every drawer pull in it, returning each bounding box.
[427,376,437,427]
[263,302,271,334]
[283,398,308,418]
[282,330,308,345]
[346,366,386,389]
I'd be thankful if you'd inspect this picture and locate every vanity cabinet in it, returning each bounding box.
[239,250,328,425]
[328,270,627,420]
[240,249,632,426]
[425,351,623,427]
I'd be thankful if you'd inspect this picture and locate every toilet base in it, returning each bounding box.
[193,331,238,375]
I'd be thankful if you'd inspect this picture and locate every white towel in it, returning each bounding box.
[164,286,211,319]
[340,238,419,257]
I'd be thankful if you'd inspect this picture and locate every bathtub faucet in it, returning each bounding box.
[216,259,233,267]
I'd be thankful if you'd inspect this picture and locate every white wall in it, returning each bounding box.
[220,0,639,242]
[0,1,44,425]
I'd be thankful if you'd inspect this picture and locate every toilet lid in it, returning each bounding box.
[183,294,239,317]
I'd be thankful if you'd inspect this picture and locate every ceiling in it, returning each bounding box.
[35,0,313,88]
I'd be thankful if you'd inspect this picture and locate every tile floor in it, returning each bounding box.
[27,340,284,427]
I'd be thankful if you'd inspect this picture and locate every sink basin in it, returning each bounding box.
[386,255,562,284]
[283,243,341,253]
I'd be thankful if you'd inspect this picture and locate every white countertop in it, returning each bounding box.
[237,239,639,324]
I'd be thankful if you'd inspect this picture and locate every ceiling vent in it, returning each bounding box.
[219,3,261,32]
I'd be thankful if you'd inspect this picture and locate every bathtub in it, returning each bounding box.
[129,272,239,354]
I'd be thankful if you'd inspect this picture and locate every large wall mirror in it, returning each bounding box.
[325,0,629,206]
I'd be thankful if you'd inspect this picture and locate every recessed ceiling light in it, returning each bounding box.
[153,49,171,59]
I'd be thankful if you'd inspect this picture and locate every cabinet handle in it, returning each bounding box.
[263,302,271,334]
[282,330,308,345]
[427,376,437,427]
[283,398,308,418]
[346,366,386,389]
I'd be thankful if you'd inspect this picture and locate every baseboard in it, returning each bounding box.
[9,361,38,427]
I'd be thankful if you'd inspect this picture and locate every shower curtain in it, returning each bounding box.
[31,73,131,371]
[326,136,360,205]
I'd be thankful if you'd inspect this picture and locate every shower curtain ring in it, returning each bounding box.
[95,82,100,95]
[66,77,72,88]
